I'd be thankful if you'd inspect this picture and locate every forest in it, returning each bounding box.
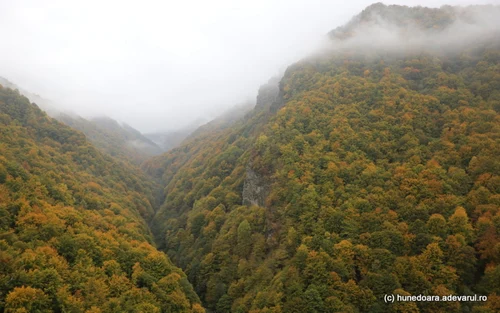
[1,3,499,313]
[0,87,204,312]
[143,4,500,313]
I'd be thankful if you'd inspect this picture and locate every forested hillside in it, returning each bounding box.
[0,77,59,117]
[0,86,204,312]
[0,77,162,165]
[57,114,163,165]
[144,4,500,312]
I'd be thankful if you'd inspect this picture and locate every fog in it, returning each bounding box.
[0,0,498,132]
[322,3,500,55]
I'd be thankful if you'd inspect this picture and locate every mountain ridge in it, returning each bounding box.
[0,77,164,165]
[144,3,500,312]
[57,113,164,164]
[0,85,205,312]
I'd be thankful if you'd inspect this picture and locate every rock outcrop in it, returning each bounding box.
[242,166,270,207]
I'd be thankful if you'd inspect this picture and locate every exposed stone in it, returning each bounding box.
[242,166,269,207]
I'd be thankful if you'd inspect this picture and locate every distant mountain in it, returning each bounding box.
[0,76,163,165]
[57,114,164,165]
[145,126,198,152]
[145,103,255,152]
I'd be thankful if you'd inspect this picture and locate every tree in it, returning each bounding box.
[236,220,252,258]
[5,286,51,313]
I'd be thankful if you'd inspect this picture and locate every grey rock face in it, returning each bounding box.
[269,82,285,113]
[255,76,287,114]
[242,166,269,207]
[256,77,280,111]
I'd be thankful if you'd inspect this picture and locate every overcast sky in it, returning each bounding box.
[0,0,498,132]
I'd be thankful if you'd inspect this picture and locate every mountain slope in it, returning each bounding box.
[145,102,255,153]
[145,127,198,153]
[0,76,59,116]
[56,114,164,165]
[0,86,204,312]
[144,4,500,313]
[0,77,163,165]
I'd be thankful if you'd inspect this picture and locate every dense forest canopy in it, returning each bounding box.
[143,3,500,313]
[1,2,499,313]
[0,86,204,312]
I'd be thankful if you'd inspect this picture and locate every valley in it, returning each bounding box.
[1,3,499,313]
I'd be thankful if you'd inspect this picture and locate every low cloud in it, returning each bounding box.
[321,4,500,56]
[1,1,498,132]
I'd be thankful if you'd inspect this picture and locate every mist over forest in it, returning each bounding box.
[0,0,497,132]
[326,3,500,53]
[1,1,500,313]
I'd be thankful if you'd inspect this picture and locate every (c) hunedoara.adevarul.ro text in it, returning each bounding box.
[384,294,488,303]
